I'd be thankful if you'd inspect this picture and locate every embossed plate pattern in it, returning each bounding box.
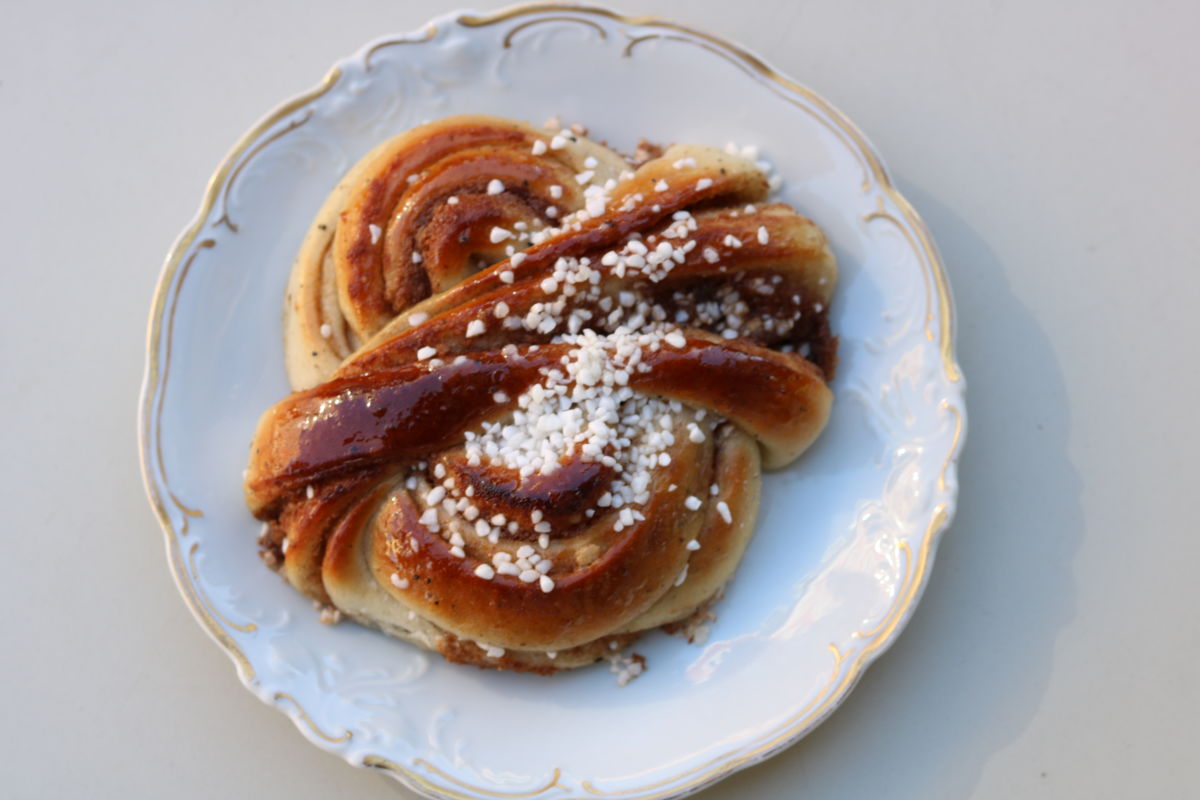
[139,5,965,799]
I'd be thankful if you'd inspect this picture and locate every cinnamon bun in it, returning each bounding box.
[285,115,628,390]
[247,117,837,673]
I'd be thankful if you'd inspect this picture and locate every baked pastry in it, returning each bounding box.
[284,115,627,390]
[246,117,837,673]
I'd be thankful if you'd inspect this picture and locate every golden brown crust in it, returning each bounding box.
[285,115,627,390]
[336,202,837,381]
[621,425,761,631]
[275,471,387,604]
[244,339,828,517]
[366,437,706,651]
[249,118,839,672]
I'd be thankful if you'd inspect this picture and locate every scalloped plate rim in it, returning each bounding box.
[138,5,967,799]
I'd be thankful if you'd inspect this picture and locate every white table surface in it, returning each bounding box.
[3,1,1197,797]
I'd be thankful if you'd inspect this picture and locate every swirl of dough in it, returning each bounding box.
[285,115,628,389]
[249,133,837,672]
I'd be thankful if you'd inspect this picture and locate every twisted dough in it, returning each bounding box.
[285,115,627,390]
[249,119,837,672]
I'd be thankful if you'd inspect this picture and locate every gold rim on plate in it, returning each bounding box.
[138,5,965,798]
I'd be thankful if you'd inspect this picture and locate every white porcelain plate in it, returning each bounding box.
[140,6,965,799]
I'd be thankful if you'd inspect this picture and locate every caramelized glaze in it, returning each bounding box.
[251,124,840,668]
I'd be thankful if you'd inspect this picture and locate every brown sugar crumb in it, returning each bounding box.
[661,591,721,644]
[631,138,665,168]
[257,521,286,572]
[609,651,647,686]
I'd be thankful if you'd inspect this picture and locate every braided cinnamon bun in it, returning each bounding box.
[248,118,837,673]
[285,115,628,390]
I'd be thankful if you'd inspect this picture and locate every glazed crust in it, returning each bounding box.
[249,119,838,671]
[284,115,627,390]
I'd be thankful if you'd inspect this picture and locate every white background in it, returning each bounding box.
[2,1,1197,797]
